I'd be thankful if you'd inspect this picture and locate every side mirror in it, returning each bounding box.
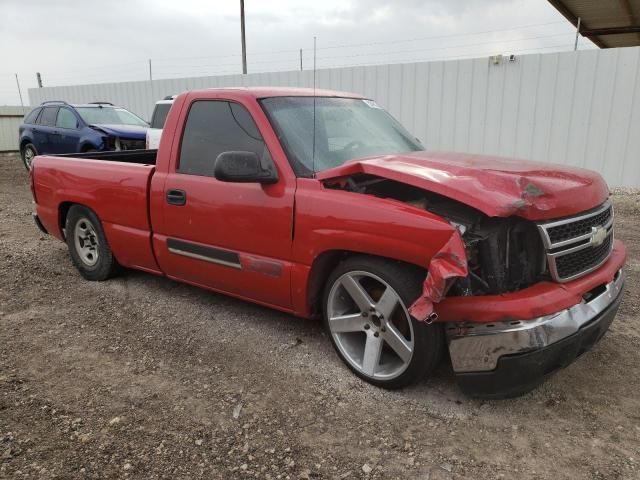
[214,151,278,184]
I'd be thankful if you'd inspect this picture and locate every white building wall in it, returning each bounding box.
[28,47,640,187]
[0,106,27,151]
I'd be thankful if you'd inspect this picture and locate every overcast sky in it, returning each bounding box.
[0,0,592,105]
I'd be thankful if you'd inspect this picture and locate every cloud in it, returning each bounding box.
[0,0,583,105]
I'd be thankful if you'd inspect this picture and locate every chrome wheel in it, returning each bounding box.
[327,271,415,380]
[73,217,99,267]
[24,146,35,170]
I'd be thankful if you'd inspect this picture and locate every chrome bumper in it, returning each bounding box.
[446,269,625,373]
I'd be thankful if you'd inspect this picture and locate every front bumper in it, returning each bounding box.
[446,268,625,398]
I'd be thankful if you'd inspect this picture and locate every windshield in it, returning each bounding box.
[260,96,423,176]
[76,106,148,127]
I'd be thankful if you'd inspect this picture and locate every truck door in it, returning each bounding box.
[152,99,296,309]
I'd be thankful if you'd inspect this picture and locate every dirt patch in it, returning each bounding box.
[1,153,639,479]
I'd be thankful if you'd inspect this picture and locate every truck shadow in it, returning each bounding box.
[113,268,471,405]
[54,247,635,416]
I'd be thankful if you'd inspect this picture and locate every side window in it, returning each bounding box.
[150,103,171,129]
[23,108,41,124]
[178,100,272,177]
[38,107,59,127]
[56,108,78,129]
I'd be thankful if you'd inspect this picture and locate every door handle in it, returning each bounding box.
[166,189,186,206]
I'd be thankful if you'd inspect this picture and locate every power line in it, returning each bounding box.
[34,19,575,76]
[316,32,574,62]
[21,24,583,84]
[39,42,572,88]
[24,15,629,90]
[8,11,640,90]
[319,42,579,69]
[316,21,567,51]
[150,20,569,63]
[95,41,580,81]
[106,31,575,77]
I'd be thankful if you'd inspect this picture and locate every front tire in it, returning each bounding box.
[323,256,443,389]
[65,205,120,281]
[21,143,37,171]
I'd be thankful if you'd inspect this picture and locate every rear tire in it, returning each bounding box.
[323,256,443,389]
[21,143,37,171]
[65,205,120,281]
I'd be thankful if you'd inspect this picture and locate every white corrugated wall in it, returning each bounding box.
[27,47,640,187]
[0,106,27,151]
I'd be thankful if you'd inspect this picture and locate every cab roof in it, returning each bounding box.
[182,87,367,100]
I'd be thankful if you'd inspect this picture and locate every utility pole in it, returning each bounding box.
[36,72,43,88]
[240,0,247,74]
[14,74,25,110]
[148,58,156,105]
[299,48,303,71]
[574,16,581,51]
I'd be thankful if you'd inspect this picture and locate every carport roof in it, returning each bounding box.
[548,0,640,48]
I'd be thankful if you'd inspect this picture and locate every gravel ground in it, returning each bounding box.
[1,152,639,480]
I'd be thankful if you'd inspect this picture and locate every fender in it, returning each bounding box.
[291,178,467,319]
[78,139,102,152]
[79,126,109,152]
[19,136,34,150]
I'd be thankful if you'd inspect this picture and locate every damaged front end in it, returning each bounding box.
[317,153,623,398]
[323,173,548,321]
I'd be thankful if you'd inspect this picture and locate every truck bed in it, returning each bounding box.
[32,155,155,229]
[55,149,157,165]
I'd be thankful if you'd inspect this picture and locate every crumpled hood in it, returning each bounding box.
[90,124,148,140]
[316,151,610,220]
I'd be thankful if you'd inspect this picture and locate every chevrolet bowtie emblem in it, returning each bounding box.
[590,226,608,246]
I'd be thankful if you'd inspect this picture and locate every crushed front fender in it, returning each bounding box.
[409,231,468,322]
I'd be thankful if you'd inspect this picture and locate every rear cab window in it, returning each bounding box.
[38,107,59,127]
[150,103,172,129]
[178,100,273,177]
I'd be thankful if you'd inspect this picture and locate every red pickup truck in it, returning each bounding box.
[31,87,626,398]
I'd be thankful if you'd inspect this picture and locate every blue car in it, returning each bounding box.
[18,101,149,170]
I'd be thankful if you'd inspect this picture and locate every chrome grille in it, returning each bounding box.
[546,207,612,244]
[538,202,614,282]
[554,234,613,279]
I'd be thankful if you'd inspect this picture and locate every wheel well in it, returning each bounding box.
[19,139,31,152]
[58,202,75,238]
[307,251,348,317]
[306,250,427,317]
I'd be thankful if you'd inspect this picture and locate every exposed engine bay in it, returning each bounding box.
[324,173,548,296]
